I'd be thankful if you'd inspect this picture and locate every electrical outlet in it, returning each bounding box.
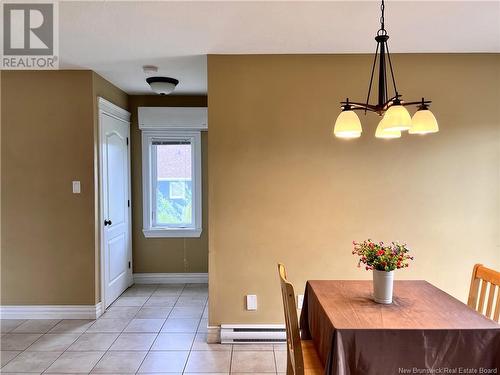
[297,294,304,309]
[72,181,81,194]
[246,295,258,311]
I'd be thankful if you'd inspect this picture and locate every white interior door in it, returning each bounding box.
[99,99,132,309]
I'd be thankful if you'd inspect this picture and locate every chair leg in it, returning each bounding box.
[287,352,294,375]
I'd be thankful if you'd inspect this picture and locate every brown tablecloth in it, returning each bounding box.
[299,280,500,375]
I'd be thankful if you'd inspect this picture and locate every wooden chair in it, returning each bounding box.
[467,263,500,322]
[278,263,324,375]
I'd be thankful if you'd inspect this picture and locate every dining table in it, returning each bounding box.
[299,280,500,375]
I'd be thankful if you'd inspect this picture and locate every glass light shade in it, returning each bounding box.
[375,116,401,138]
[333,110,362,138]
[409,109,439,134]
[149,81,177,95]
[381,104,412,131]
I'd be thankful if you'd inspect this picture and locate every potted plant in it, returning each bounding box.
[352,240,413,304]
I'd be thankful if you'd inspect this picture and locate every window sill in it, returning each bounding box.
[142,228,202,238]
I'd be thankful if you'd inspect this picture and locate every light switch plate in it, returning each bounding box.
[72,181,81,194]
[246,295,258,311]
[297,294,304,309]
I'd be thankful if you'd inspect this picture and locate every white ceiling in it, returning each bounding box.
[59,1,500,94]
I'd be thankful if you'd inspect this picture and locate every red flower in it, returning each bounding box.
[377,250,384,256]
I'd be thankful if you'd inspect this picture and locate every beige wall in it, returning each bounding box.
[129,95,208,274]
[1,71,127,305]
[208,54,500,325]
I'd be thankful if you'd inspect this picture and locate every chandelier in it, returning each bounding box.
[333,0,439,139]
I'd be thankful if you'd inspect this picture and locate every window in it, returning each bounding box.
[142,131,202,237]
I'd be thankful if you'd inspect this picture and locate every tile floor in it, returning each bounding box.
[1,283,287,374]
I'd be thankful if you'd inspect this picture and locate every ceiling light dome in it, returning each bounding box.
[381,100,412,131]
[375,116,401,138]
[333,103,362,138]
[146,77,179,95]
[409,99,439,134]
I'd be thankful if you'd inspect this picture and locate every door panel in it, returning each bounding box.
[108,233,127,283]
[106,133,126,226]
[101,111,131,308]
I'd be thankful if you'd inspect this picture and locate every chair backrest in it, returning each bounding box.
[467,263,500,322]
[277,263,304,375]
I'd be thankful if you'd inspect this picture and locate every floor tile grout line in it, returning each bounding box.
[132,283,164,374]
[0,344,24,369]
[4,319,69,374]
[50,317,125,374]
[273,347,279,373]
[156,283,184,334]
[134,283,185,375]
[179,288,203,375]
[1,320,100,371]
[99,285,164,374]
[1,284,210,374]
[85,300,144,375]
[131,283,160,375]
[229,340,234,373]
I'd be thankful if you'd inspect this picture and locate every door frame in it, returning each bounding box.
[97,97,133,309]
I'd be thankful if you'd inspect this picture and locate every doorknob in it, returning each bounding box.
[104,219,112,226]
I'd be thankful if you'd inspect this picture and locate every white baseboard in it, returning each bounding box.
[0,303,103,320]
[133,273,208,284]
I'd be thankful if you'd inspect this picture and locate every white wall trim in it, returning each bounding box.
[142,228,202,238]
[133,273,208,284]
[138,107,207,130]
[0,303,103,320]
[98,97,131,122]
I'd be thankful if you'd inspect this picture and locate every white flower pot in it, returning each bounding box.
[373,270,394,304]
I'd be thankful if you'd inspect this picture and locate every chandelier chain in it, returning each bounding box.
[380,0,385,30]
[337,0,433,118]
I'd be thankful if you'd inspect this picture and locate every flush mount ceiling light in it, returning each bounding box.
[333,0,439,139]
[146,77,179,95]
[143,65,179,95]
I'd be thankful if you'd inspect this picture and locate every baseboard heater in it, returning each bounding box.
[220,324,286,344]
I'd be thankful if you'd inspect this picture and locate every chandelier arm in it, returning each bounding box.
[349,107,379,113]
[341,101,380,111]
[382,93,401,107]
[400,100,432,107]
[384,43,389,105]
[385,43,398,98]
[364,42,380,115]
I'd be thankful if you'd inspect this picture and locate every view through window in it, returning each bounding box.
[153,141,193,227]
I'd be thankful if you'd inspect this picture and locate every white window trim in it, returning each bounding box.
[142,130,202,238]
